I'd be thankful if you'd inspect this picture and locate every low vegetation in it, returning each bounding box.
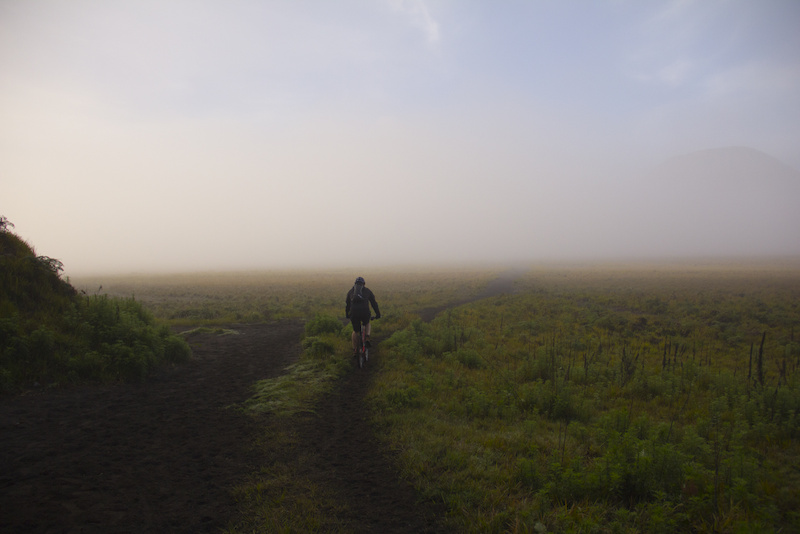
[8,213,798,532]
[371,265,800,532]
[244,313,352,417]
[225,312,354,533]
[72,267,496,326]
[0,218,190,392]
[216,271,500,532]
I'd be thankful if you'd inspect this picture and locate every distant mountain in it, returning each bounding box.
[653,146,800,189]
[624,146,800,257]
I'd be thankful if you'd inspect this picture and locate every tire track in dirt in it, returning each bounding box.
[290,270,524,532]
[289,347,453,533]
[418,268,523,322]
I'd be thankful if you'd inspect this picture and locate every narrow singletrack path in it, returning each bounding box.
[289,346,453,533]
[286,270,522,532]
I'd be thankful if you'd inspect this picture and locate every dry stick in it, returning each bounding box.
[565,351,572,382]
[527,318,533,357]
[774,359,787,388]
[757,332,766,387]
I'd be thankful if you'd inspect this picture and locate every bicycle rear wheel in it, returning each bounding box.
[359,331,367,368]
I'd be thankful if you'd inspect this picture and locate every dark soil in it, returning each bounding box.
[0,322,304,533]
[0,273,517,533]
[0,321,449,533]
[287,344,453,533]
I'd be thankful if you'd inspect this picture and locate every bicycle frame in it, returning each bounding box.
[354,316,374,369]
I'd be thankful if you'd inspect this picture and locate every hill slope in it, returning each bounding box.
[0,219,190,392]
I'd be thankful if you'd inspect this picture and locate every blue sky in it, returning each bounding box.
[2,1,799,273]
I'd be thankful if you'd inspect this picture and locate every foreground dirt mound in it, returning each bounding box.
[0,321,304,533]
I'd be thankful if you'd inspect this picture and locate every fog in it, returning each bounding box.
[2,1,799,275]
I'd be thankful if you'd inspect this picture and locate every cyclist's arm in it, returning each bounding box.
[369,293,380,318]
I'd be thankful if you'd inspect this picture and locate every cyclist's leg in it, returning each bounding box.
[364,317,372,346]
[351,316,361,352]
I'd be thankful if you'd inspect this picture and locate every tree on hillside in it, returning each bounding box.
[0,216,14,232]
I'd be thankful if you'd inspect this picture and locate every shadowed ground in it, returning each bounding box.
[0,274,518,532]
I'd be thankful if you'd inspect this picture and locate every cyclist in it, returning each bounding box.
[345,276,381,356]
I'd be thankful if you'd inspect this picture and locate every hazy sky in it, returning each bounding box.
[2,1,799,274]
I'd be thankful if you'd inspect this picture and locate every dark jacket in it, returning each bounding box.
[346,285,380,317]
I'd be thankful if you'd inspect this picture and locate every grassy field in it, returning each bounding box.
[74,262,800,532]
[371,262,800,533]
[73,267,499,328]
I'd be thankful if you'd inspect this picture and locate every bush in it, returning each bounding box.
[304,313,343,337]
[1,292,193,387]
[302,336,337,357]
[163,335,191,363]
[456,348,485,369]
[0,221,194,389]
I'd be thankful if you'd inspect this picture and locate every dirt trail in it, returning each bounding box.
[0,322,304,533]
[288,345,453,533]
[419,268,522,321]
[0,272,521,533]
[284,269,522,532]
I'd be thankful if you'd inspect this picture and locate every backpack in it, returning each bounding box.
[352,284,366,303]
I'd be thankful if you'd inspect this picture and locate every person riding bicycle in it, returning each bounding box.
[345,276,380,355]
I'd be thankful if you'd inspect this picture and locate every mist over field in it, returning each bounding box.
[2,1,799,275]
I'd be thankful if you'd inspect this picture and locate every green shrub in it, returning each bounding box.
[304,313,343,336]
[0,237,194,388]
[26,327,58,378]
[163,335,191,363]
[456,348,485,369]
[302,336,336,357]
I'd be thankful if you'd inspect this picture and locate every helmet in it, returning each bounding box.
[355,276,365,285]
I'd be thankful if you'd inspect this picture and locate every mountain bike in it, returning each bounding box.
[354,316,376,369]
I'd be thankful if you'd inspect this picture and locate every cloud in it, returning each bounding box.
[649,0,703,24]
[387,0,440,44]
[634,58,694,86]
[625,0,729,88]
[703,61,800,98]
